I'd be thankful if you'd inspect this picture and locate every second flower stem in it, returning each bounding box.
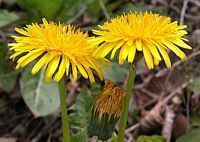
[58,77,70,142]
[118,64,137,142]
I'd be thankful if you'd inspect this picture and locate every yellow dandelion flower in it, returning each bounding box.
[88,80,125,140]
[90,12,192,69]
[9,18,107,83]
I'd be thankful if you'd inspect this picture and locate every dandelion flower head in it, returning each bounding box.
[9,18,107,83]
[91,12,192,69]
[93,80,125,118]
[88,80,125,140]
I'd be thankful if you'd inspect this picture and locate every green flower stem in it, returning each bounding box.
[118,64,137,142]
[58,77,70,142]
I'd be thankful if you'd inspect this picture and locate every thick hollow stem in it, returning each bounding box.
[58,77,70,142]
[118,64,137,142]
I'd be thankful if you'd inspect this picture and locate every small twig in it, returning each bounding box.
[164,78,194,103]
[140,88,158,99]
[189,0,200,7]
[156,51,200,78]
[134,74,154,89]
[157,0,200,21]
[125,123,140,134]
[98,0,110,20]
[126,133,135,142]
[162,106,175,142]
[180,0,189,25]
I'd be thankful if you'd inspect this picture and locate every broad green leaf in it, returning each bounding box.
[137,135,166,142]
[17,0,62,20]
[20,69,60,117]
[176,128,200,142]
[0,10,19,27]
[103,62,128,83]
[191,77,200,94]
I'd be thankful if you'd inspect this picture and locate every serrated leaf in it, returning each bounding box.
[176,128,200,142]
[137,135,166,142]
[0,10,19,27]
[20,69,60,117]
[75,86,93,121]
[69,86,94,130]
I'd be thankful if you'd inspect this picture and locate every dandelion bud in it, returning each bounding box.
[88,80,126,141]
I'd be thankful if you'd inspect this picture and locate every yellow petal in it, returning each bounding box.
[145,41,161,61]
[128,44,136,63]
[15,28,28,36]
[171,38,192,50]
[10,51,23,59]
[32,53,49,74]
[157,45,171,68]
[77,63,88,79]
[121,43,129,62]
[154,57,160,66]
[16,51,43,69]
[65,56,70,76]
[96,43,115,58]
[143,45,154,69]
[85,68,95,83]
[136,39,142,51]
[46,56,60,79]
[110,41,124,59]
[54,57,66,82]
[162,40,186,59]
[72,63,78,80]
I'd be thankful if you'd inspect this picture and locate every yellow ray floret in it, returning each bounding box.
[9,18,107,83]
[90,12,192,69]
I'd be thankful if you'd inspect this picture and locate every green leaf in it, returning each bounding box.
[176,128,200,142]
[191,77,200,94]
[69,86,94,129]
[75,86,93,121]
[0,10,19,27]
[103,62,128,83]
[137,135,166,142]
[20,69,60,117]
[17,0,63,20]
